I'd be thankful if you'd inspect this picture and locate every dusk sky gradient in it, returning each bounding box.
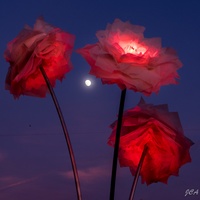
[0,0,200,200]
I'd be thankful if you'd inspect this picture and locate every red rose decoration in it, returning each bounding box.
[77,19,182,95]
[4,18,75,98]
[108,98,193,185]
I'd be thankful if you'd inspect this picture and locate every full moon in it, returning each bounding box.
[85,79,92,87]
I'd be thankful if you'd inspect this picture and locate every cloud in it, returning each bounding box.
[59,165,110,183]
[0,176,38,191]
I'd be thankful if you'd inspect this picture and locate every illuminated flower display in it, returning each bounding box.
[4,18,82,200]
[4,18,75,98]
[77,19,182,95]
[108,98,193,185]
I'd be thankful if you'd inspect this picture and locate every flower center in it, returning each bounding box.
[119,41,146,55]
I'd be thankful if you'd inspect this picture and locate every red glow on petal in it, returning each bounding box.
[77,19,182,95]
[119,41,147,55]
[108,98,193,185]
[4,18,75,98]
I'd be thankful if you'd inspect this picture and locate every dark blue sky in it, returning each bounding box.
[0,0,200,199]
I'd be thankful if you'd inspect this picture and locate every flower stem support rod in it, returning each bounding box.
[129,144,148,200]
[110,89,127,200]
[40,66,82,200]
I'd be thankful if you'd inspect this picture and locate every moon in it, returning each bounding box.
[85,79,92,87]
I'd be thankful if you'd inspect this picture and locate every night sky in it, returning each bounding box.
[0,0,200,200]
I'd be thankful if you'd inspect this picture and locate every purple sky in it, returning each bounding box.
[0,0,200,199]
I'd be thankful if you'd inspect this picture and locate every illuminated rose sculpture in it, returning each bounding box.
[4,18,82,200]
[108,98,193,185]
[77,19,182,95]
[4,18,75,98]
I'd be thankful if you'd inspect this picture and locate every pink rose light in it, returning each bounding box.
[4,18,82,200]
[77,19,182,95]
[108,98,193,187]
[78,19,183,199]
[4,18,75,98]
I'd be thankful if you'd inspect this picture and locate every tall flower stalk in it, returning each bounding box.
[109,89,126,199]
[78,19,182,199]
[40,66,82,200]
[129,145,148,200]
[4,18,82,200]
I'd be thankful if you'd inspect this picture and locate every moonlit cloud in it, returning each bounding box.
[59,165,110,183]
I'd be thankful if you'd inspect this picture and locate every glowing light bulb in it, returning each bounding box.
[119,41,146,55]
